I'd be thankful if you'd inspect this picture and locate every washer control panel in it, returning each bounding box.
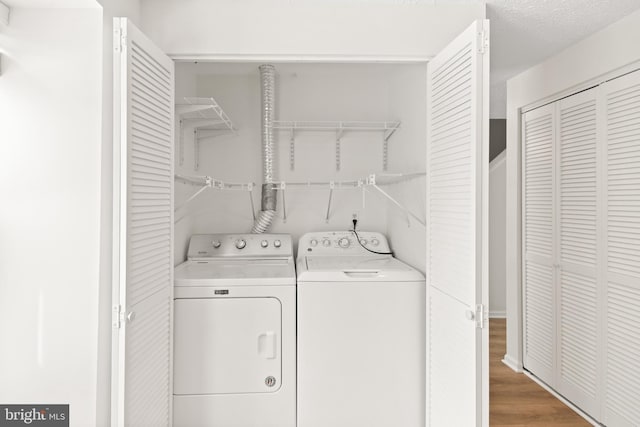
[187,234,292,259]
[297,231,390,255]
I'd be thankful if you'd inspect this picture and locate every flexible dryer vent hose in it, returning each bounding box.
[252,64,277,234]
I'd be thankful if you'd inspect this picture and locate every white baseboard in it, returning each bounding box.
[523,370,600,426]
[501,354,523,373]
[489,310,506,318]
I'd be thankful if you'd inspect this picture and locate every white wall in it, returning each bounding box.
[0,7,103,426]
[489,150,506,317]
[139,0,484,60]
[505,8,640,371]
[175,63,413,261]
[386,64,428,273]
[174,60,198,264]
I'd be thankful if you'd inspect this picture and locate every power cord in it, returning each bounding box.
[350,218,394,256]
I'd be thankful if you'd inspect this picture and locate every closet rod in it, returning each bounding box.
[175,174,254,190]
[266,172,425,191]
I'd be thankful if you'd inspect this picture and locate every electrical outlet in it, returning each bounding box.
[352,213,359,221]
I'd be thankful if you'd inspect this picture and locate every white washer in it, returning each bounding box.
[296,231,425,427]
[173,234,296,427]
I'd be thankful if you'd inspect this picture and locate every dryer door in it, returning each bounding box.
[174,297,282,395]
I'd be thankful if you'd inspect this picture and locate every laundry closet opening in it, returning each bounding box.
[173,61,428,269]
[111,18,489,425]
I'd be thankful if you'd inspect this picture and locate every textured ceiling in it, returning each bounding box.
[485,0,640,117]
[2,0,98,7]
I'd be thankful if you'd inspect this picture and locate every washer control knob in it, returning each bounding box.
[360,239,368,246]
[338,237,350,248]
[212,240,222,248]
[310,239,318,247]
[235,239,247,249]
[261,240,269,248]
[274,240,282,248]
[322,239,331,247]
[371,238,380,246]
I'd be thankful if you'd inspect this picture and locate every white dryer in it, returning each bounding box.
[296,231,425,427]
[173,234,296,427]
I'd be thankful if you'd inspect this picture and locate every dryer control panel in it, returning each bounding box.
[297,231,390,255]
[188,234,293,259]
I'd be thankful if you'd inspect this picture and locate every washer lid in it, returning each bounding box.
[175,259,296,286]
[298,256,425,282]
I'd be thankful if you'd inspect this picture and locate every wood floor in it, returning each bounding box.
[489,319,590,426]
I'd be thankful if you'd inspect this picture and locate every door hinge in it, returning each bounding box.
[475,304,486,329]
[112,304,125,329]
[114,28,127,53]
[477,29,489,54]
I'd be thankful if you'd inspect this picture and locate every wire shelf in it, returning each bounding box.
[176,97,236,170]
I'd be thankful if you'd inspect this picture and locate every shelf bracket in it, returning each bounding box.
[194,129,200,170]
[383,139,389,172]
[178,119,185,166]
[175,183,209,212]
[383,125,398,142]
[369,183,426,228]
[289,129,296,171]
[382,123,399,171]
[281,182,287,223]
[325,183,335,223]
[248,183,256,222]
[336,124,346,141]
[335,124,345,171]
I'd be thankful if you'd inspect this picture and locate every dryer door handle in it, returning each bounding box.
[258,331,277,359]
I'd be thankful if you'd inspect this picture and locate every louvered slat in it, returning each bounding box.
[554,90,601,416]
[126,37,172,425]
[603,70,640,427]
[125,294,171,427]
[522,103,556,386]
[524,261,554,371]
[114,18,174,427]
[606,281,640,425]
[426,20,488,426]
[428,41,474,303]
[524,110,554,259]
[559,271,597,396]
[607,79,640,279]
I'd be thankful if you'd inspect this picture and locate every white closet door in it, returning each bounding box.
[602,69,640,427]
[112,18,175,427]
[556,88,601,417]
[426,19,489,427]
[522,103,556,386]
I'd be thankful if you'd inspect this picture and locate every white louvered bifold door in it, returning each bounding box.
[602,69,640,427]
[112,18,175,427]
[426,19,489,427]
[556,88,601,418]
[522,103,556,386]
